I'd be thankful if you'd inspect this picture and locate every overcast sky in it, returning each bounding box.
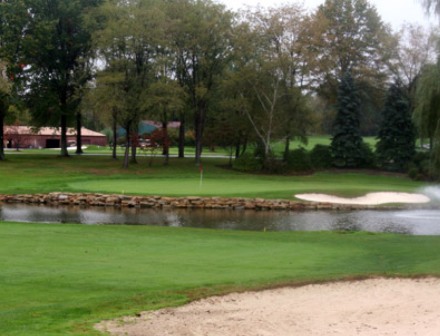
[218,0,437,31]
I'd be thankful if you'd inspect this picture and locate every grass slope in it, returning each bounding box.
[1,222,440,335]
[0,155,426,198]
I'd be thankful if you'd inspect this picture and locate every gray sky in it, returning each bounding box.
[218,0,437,30]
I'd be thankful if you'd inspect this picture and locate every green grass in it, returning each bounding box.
[1,222,440,335]
[0,155,426,198]
[6,135,379,156]
[0,152,434,335]
[272,136,378,152]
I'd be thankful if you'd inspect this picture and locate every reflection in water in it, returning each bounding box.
[1,204,440,235]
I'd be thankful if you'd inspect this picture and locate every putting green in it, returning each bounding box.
[67,173,422,199]
[68,178,300,197]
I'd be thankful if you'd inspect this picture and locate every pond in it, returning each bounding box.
[1,203,440,235]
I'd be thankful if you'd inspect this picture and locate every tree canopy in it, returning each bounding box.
[376,83,416,171]
[331,72,364,168]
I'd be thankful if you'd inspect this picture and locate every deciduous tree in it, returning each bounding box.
[308,0,391,134]
[224,5,313,169]
[0,0,28,160]
[414,62,440,176]
[94,0,165,167]
[166,0,234,164]
[9,0,103,157]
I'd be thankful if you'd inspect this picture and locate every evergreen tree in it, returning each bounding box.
[376,83,416,171]
[331,72,364,168]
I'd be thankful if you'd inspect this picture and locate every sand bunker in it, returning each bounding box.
[97,278,440,336]
[295,192,431,205]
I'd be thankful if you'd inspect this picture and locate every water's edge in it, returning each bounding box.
[0,192,435,212]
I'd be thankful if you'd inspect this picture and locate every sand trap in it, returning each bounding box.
[295,192,431,205]
[97,278,440,336]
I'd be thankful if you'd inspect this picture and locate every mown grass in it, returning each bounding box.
[0,153,435,335]
[1,222,440,335]
[0,154,426,198]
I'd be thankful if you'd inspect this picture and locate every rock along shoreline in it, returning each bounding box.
[0,192,431,211]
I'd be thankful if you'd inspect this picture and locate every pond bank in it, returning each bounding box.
[0,192,432,211]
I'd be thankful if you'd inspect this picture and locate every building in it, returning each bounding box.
[4,126,107,149]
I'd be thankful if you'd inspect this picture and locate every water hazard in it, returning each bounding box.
[1,203,440,235]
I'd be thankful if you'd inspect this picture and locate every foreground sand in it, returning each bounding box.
[97,278,440,336]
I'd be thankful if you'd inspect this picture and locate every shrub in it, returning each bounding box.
[262,154,287,174]
[184,130,195,146]
[233,153,262,172]
[359,142,376,168]
[408,151,432,180]
[285,148,313,172]
[310,145,332,169]
[167,128,179,146]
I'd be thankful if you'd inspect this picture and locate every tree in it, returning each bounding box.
[88,69,126,160]
[166,0,234,164]
[253,5,313,160]
[331,72,364,168]
[389,24,438,91]
[414,63,440,150]
[376,83,416,171]
[0,63,10,160]
[143,78,186,165]
[94,0,165,168]
[7,0,103,157]
[308,0,391,134]
[414,62,440,177]
[0,0,28,160]
[222,5,312,169]
[421,0,440,16]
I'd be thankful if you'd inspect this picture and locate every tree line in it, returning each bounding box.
[0,0,439,176]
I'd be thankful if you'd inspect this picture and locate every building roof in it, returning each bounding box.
[4,126,105,137]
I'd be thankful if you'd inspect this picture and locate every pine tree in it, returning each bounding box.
[331,72,364,168]
[376,83,416,171]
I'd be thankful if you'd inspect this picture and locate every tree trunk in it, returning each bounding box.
[283,135,290,161]
[0,109,5,161]
[194,103,206,164]
[241,136,248,156]
[123,123,131,168]
[178,111,185,158]
[130,124,138,164]
[235,141,241,159]
[130,137,137,164]
[60,113,69,157]
[162,120,169,166]
[112,117,117,160]
[76,112,83,154]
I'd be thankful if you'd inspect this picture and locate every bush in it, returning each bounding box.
[408,151,432,180]
[184,130,195,146]
[233,153,262,172]
[359,142,376,168]
[285,148,313,172]
[262,154,287,174]
[167,128,179,146]
[310,145,332,169]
